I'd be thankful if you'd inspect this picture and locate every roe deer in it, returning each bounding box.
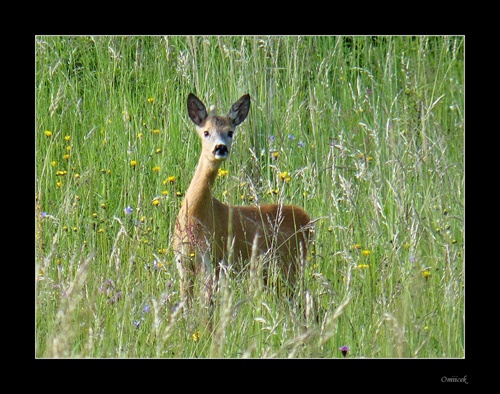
[173,93,312,307]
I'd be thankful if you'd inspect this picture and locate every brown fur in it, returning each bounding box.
[173,93,312,306]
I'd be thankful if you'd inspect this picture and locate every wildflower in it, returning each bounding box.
[134,320,141,329]
[338,345,350,357]
[147,97,155,103]
[143,305,150,313]
[218,168,229,178]
[56,170,67,176]
[44,130,52,137]
[66,145,72,151]
[41,212,48,218]
[155,148,162,154]
[130,160,137,167]
[64,135,71,141]
[288,134,295,140]
[63,154,70,160]
[269,135,275,143]
[328,226,333,232]
[298,140,304,148]
[137,133,143,139]
[56,181,63,188]
[162,190,169,196]
[176,191,183,197]
[124,206,133,215]
[271,151,279,160]
[74,173,80,179]
[358,264,370,269]
[152,129,160,134]
[152,198,160,206]
[152,166,160,173]
[192,330,200,342]
[279,171,291,182]
[51,161,57,167]
[361,249,372,257]
[101,203,107,209]
[353,244,361,250]
[92,212,98,219]
[164,175,176,184]
[422,268,431,279]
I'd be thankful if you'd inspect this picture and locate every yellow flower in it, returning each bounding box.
[155,148,162,154]
[64,135,71,141]
[51,161,57,167]
[44,130,52,137]
[353,243,361,250]
[163,176,176,184]
[63,154,70,160]
[152,166,160,172]
[56,170,67,176]
[137,133,143,139]
[358,264,370,269]
[271,151,279,159]
[279,171,291,182]
[192,330,200,342]
[101,203,107,209]
[162,190,169,196]
[130,160,137,167]
[152,198,160,206]
[422,269,431,279]
[56,181,63,188]
[152,129,160,134]
[147,97,155,103]
[218,168,229,178]
[361,249,372,256]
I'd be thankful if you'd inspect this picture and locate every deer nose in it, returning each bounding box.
[213,144,228,158]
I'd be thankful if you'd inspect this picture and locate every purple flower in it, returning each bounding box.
[288,134,295,140]
[269,135,275,143]
[338,345,350,357]
[134,320,141,329]
[298,141,304,148]
[41,211,48,218]
[143,305,150,313]
[124,206,133,215]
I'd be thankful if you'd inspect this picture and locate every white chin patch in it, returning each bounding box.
[214,152,228,160]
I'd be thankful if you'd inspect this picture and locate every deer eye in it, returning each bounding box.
[227,131,234,138]
[203,131,210,137]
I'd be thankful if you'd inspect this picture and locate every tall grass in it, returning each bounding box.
[35,36,464,358]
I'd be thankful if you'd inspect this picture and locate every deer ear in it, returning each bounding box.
[187,93,208,125]
[228,94,250,126]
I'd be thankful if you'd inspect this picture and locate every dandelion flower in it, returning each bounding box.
[361,249,372,256]
[152,198,160,206]
[357,264,370,269]
[64,135,71,141]
[147,97,155,104]
[130,160,137,167]
[192,330,200,342]
[422,269,431,279]
[218,168,229,178]
[152,129,160,134]
[44,130,52,137]
[152,166,160,172]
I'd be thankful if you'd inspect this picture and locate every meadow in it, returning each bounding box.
[35,36,464,359]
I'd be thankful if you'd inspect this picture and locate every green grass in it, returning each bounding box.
[35,36,464,358]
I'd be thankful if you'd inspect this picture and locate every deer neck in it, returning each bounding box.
[183,155,221,218]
